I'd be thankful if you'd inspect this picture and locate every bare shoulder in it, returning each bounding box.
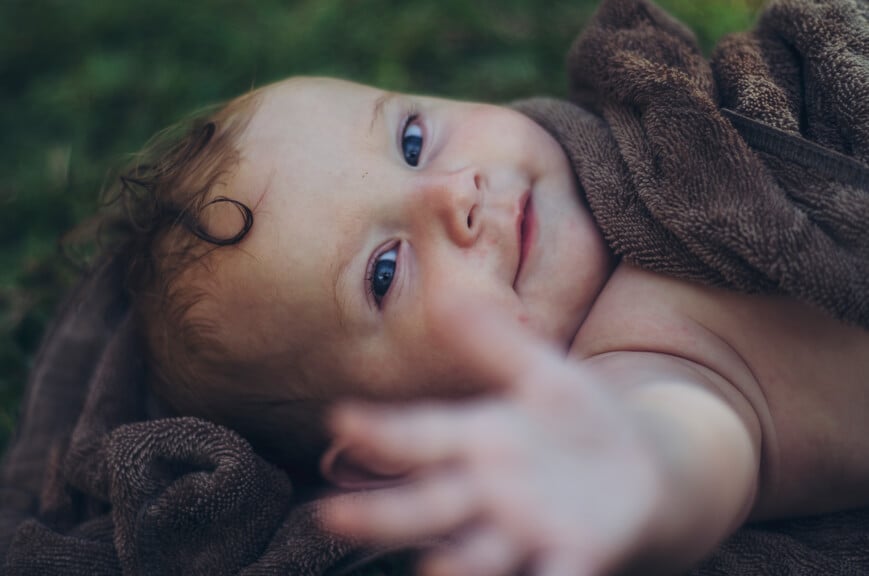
[573,263,869,517]
[572,264,760,395]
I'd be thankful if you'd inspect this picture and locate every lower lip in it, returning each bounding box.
[517,195,537,282]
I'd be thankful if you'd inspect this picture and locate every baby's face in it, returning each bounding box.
[215,77,611,401]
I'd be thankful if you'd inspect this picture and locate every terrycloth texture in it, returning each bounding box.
[2,1,869,575]
[690,508,869,575]
[515,0,869,328]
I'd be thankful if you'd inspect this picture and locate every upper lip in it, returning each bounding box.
[513,191,531,287]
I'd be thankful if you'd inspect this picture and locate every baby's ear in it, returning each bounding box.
[320,439,412,490]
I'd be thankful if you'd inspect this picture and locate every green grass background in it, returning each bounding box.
[0,0,762,451]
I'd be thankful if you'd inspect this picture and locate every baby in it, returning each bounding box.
[114,3,869,576]
[121,74,869,575]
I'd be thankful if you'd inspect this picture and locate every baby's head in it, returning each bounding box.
[120,77,611,478]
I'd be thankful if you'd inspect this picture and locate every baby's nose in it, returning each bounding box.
[417,167,482,247]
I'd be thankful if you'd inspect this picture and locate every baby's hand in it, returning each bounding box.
[322,305,664,576]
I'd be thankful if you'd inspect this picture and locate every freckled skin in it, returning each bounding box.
[212,77,611,400]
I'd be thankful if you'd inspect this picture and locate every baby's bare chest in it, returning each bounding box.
[574,265,869,515]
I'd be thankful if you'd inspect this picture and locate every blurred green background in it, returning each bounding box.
[0,0,762,450]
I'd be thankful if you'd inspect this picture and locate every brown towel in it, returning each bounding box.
[516,0,869,329]
[2,1,868,575]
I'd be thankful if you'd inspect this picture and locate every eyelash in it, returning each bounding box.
[366,242,400,309]
[400,106,424,167]
[403,104,421,131]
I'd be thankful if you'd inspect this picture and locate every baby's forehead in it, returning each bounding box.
[253,77,384,120]
[235,76,399,215]
[240,78,381,163]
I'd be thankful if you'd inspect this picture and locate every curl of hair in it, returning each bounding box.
[99,92,261,424]
[95,91,327,476]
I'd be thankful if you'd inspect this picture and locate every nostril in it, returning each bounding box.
[473,173,481,191]
[467,207,475,230]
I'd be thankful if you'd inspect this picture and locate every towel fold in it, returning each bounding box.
[0,255,368,575]
[516,0,869,328]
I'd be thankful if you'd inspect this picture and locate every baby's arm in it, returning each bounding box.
[322,306,761,576]
[584,351,760,572]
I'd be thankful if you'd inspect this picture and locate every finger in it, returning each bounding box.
[426,296,561,393]
[534,552,597,576]
[329,401,491,466]
[321,469,478,542]
[419,525,524,576]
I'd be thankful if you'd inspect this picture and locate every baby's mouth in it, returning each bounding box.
[514,192,536,288]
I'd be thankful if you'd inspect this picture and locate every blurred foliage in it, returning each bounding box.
[0,0,761,451]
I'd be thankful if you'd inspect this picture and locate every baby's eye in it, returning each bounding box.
[401,117,423,167]
[369,245,398,306]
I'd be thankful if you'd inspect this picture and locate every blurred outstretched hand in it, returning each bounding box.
[321,301,663,576]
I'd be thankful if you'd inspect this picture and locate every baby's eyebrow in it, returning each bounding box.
[369,92,397,134]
